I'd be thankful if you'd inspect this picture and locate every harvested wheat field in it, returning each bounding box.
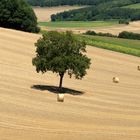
[33,6,84,22]
[44,21,140,35]
[0,27,140,140]
[92,21,140,35]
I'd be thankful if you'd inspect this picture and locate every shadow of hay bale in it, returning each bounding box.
[138,66,140,71]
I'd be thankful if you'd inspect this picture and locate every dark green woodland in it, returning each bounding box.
[50,0,140,21]
[25,0,140,21]
[0,0,40,33]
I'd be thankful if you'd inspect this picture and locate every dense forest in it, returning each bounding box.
[51,7,140,21]
[26,0,140,21]
[50,0,140,21]
[26,0,113,7]
[26,0,140,8]
[0,0,39,33]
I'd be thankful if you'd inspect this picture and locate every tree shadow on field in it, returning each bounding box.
[31,85,84,96]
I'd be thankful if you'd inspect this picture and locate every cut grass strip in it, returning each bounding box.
[79,35,140,57]
[40,30,140,57]
[123,3,140,9]
[39,21,118,28]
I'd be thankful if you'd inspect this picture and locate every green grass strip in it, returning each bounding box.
[123,3,140,9]
[38,21,118,28]
[79,35,140,57]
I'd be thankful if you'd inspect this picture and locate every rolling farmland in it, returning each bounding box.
[40,21,140,35]
[34,6,140,35]
[0,27,140,140]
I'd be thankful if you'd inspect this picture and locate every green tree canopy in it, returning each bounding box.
[32,31,91,92]
[50,0,140,21]
[0,0,40,33]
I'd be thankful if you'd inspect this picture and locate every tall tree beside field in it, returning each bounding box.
[32,31,91,92]
[0,0,40,33]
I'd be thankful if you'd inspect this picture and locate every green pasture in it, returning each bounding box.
[123,3,140,9]
[80,35,140,57]
[39,21,118,28]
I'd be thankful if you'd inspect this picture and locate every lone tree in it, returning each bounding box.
[0,0,40,33]
[32,31,91,92]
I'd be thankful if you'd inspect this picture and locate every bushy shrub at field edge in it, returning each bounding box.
[118,31,140,40]
[84,30,117,38]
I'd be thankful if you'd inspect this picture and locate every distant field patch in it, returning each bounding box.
[33,6,84,22]
[39,21,118,28]
[40,29,140,57]
[80,35,140,57]
[123,3,140,9]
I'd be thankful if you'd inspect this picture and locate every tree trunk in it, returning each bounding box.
[59,73,64,92]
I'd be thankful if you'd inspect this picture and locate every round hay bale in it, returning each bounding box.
[113,77,119,83]
[137,66,140,71]
[57,94,64,102]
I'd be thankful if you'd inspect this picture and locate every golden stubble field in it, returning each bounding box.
[0,27,140,140]
[93,21,140,35]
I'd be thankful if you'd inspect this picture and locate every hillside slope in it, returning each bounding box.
[0,28,140,140]
[33,6,84,22]
[51,0,140,21]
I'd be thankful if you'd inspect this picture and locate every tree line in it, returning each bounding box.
[50,0,140,21]
[85,30,140,40]
[25,0,140,22]
[26,0,113,7]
